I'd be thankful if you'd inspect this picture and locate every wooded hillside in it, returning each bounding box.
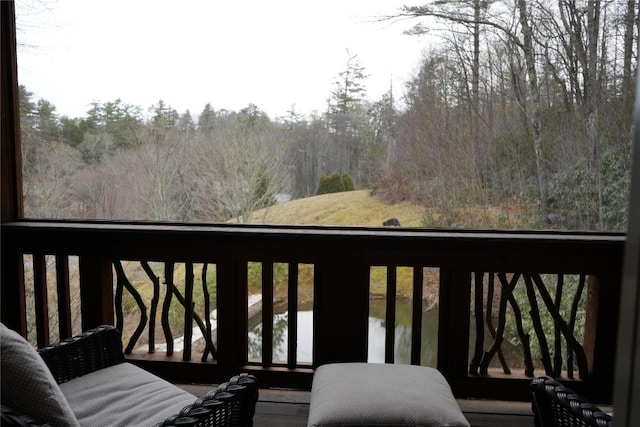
[19,1,635,231]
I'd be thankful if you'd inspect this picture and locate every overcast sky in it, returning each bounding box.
[16,0,430,120]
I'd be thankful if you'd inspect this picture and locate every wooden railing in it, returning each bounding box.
[0,221,624,402]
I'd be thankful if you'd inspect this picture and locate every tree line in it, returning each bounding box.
[20,0,636,230]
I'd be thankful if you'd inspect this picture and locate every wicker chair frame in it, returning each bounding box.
[153,373,259,427]
[38,325,126,384]
[530,376,613,427]
[1,326,258,427]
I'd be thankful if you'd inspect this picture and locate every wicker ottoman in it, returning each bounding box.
[307,363,469,427]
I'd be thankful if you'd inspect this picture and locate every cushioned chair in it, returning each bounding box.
[530,376,613,427]
[0,323,258,427]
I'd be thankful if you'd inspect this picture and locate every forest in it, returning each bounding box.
[19,0,637,231]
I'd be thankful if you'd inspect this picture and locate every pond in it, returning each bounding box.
[248,298,440,366]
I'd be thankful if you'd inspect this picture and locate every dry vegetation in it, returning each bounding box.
[244,190,536,229]
[243,190,425,227]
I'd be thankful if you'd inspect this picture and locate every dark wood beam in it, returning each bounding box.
[1,0,23,223]
[613,72,640,427]
[0,0,27,334]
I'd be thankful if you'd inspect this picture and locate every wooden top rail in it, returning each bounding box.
[1,221,625,271]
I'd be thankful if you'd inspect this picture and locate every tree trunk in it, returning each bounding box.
[517,0,550,223]
[623,1,637,119]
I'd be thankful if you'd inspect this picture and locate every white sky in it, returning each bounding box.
[16,0,430,120]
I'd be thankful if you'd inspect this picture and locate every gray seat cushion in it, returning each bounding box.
[59,362,196,426]
[307,362,470,427]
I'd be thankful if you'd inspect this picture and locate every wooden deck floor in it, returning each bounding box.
[177,383,536,426]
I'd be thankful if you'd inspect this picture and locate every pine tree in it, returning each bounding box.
[329,50,368,114]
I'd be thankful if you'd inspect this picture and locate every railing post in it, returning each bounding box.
[79,255,114,330]
[33,254,50,347]
[586,270,622,401]
[55,255,73,339]
[313,245,369,365]
[216,259,248,368]
[0,249,26,335]
[438,268,471,381]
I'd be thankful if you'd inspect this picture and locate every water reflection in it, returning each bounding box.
[248,311,313,362]
[366,307,438,366]
[248,299,439,366]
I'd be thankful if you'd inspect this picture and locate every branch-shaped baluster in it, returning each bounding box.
[523,273,554,375]
[135,261,217,360]
[479,272,519,375]
[531,274,589,380]
[504,286,532,376]
[553,274,564,377]
[567,274,586,379]
[201,264,217,362]
[162,263,175,355]
[166,276,217,360]
[469,272,485,375]
[485,273,511,374]
[141,261,160,353]
[113,260,148,354]
[114,262,124,333]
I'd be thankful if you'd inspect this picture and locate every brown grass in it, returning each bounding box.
[244,190,426,227]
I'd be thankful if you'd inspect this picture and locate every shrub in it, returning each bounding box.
[317,173,344,195]
[342,173,355,191]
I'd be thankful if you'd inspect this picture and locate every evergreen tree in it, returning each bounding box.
[149,100,179,143]
[197,103,216,135]
[342,173,355,191]
[59,116,90,147]
[329,50,368,114]
[34,99,59,141]
[317,173,347,195]
[177,110,196,138]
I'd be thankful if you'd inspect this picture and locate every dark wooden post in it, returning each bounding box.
[0,250,26,334]
[216,259,248,368]
[79,256,114,330]
[587,270,622,402]
[33,254,50,347]
[613,69,640,426]
[1,0,23,224]
[438,269,472,383]
[0,0,27,335]
[313,244,369,365]
[56,256,73,339]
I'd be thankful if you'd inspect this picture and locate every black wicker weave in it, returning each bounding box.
[2,325,258,427]
[530,376,613,427]
[38,325,125,384]
[153,373,259,427]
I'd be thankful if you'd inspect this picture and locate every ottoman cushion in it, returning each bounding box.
[307,363,470,427]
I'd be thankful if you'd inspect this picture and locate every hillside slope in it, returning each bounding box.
[246,190,425,227]
[242,189,535,229]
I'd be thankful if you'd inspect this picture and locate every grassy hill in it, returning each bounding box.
[243,189,536,229]
[245,190,425,227]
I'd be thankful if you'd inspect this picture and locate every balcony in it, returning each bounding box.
[2,2,639,425]
[1,221,624,407]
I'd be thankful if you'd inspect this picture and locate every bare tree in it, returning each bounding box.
[391,0,552,222]
[23,140,83,218]
[132,128,192,221]
[192,110,290,223]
